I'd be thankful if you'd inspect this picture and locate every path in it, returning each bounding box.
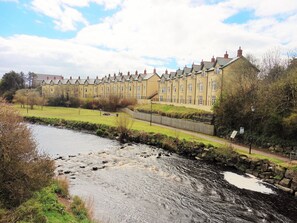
[134,118,292,162]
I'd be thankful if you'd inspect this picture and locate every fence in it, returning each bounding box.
[123,108,214,135]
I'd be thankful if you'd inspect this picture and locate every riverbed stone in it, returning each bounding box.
[64,170,71,174]
[259,172,273,179]
[263,179,275,184]
[92,167,98,171]
[275,184,294,194]
[279,178,291,188]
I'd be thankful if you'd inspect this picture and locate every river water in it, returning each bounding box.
[30,124,297,223]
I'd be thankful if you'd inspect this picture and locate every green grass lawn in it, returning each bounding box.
[16,105,215,145]
[132,103,212,115]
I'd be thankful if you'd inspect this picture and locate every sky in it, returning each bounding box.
[0,0,297,78]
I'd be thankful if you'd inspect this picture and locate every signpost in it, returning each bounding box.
[230,130,238,139]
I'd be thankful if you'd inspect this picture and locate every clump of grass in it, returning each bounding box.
[70,196,90,221]
[54,177,70,198]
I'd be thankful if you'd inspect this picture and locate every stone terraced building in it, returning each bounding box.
[41,47,258,108]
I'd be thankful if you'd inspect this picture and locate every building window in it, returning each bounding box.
[188,96,192,104]
[160,96,163,101]
[188,84,192,92]
[85,89,87,92]
[211,81,217,91]
[129,86,131,91]
[198,83,203,92]
[174,87,176,92]
[198,96,203,105]
[215,67,220,74]
[161,87,166,93]
[212,96,216,105]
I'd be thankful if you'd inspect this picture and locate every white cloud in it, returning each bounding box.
[75,0,294,66]
[1,0,297,77]
[30,0,123,31]
[31,0,89,31]
[0,35,156,77]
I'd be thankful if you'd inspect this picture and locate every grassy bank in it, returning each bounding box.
[16,105,296,168]
[0,179,94,223]
[131,103,212,122]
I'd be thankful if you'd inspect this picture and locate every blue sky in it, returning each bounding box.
[0,0,296,78]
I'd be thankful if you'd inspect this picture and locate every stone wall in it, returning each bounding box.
[123,108,215,135]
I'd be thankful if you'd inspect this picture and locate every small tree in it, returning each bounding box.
[13,89,27,108]
[0,71,25,102]
[27,90,43,109]
[115,115,134,142]
[0,101,54,208]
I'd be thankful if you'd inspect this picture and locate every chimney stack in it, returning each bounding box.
[200,59,204,66]
[135,70,138,75]
[78,76,80,80]
[62,76,64,79]
[128,71,130,76]
[224,51,229,59]
[47,76,49,80]
[96,76,98,79]
[70,76,72,80]
[54,77,56,80]
[237,46,243,57]
[165,69,168,75]
[87,76,89,79]
[211,56,215,63]
[153,68,156,74]
[144,69,147,74]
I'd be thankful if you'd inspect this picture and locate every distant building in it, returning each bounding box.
[41,47,259,109]
[41,70,160,100]
[159,47,259,107]
[32,73,63,88]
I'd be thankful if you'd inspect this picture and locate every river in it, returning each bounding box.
[30,124,297,223]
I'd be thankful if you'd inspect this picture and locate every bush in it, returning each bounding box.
[0,102,55,208]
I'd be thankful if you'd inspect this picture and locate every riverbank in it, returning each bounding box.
[0,179,95,223]
[25,116,297,197]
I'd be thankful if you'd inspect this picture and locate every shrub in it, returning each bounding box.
[0,102,55,208]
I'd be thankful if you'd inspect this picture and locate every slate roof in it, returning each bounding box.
[191,64,202,73]
[176,68,183,77]
[183,67,192,76]
[215,57,233,67]
[202,61,215,70]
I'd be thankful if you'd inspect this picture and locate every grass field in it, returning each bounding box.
[16,105,295,168]
[132,103,212,115]
[16,105,217,146]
